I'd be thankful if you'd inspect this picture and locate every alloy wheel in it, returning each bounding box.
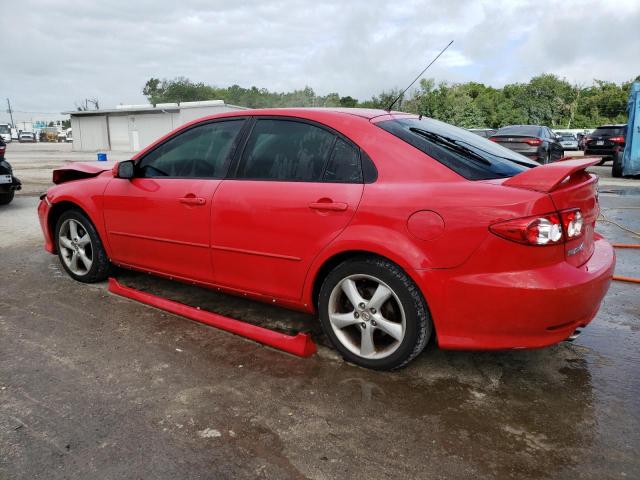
[58,218,93,276]
[328,274,406,359]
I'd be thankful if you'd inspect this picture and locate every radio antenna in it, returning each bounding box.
[385,40,454,112]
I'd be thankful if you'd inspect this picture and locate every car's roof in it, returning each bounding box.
[498,124,545,128]
[228,107,403,120]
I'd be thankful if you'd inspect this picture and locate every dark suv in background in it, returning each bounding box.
[584,124,626,164]
[0,138,22,205]
[489,125,564,164]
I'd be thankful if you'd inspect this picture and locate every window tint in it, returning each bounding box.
[138,120,244,178]
[236,119,335,181]
[592,126,626,136]
[377,117,538,180]
[324,138,362,183]
[495,125,543,137]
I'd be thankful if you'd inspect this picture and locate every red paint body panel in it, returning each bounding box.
[102,177,220,282]
[502,158,600,192]
[108,278,316,357]
[415,234,614,349]
[37,108,616,351]
[211,180,363,300]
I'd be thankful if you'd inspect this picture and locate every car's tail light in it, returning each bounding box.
[560,209,584,239]
[524,138,542,146]
[488,137,498,142]
[491,209,586,246]
[609,136,625,143]
[490,213,563,246]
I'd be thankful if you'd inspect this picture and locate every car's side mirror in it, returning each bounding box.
[116,160,135,179]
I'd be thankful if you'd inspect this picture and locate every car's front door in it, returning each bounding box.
[102,119,245,282]
[211,118,365,300]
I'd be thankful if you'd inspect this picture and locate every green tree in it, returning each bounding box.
[141,75,639,128]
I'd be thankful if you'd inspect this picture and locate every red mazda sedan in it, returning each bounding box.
[37,109,615,370]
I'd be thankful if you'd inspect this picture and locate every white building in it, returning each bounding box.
[63,100,245,152]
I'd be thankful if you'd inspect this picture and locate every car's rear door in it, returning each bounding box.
[102,119,246,282]
[211,117,364,300]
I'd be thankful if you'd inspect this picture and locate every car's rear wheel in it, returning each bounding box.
[612,151,623,178]
[318,256,431,370]
[0,191,14,205]
[55,209,111,283]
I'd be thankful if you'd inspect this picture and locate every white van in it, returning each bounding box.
[0,124,11,143]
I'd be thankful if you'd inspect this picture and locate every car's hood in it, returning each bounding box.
[52,161,115,184]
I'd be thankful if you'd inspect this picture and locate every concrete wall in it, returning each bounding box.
[72,115,109,151]
[177,105,239,125]
[71,104,243,153]
[108,115,130,151]
[129,112,177,151]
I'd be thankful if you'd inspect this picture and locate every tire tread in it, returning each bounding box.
[319,255,431,370]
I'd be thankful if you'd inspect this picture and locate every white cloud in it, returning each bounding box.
[0,0,638,122]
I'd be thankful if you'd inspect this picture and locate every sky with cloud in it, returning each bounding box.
[0,0,638,123]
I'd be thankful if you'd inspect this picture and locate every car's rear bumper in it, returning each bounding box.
[413,235,615,350]
[584,147,620,158]
[0,175,21,193]
[37,197,56,253]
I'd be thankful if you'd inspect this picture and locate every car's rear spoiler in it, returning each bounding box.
[502,158,601,193]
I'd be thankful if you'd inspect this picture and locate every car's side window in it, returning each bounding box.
[137,120,244,178]
[236,119,335,181]
[324,138,362,183]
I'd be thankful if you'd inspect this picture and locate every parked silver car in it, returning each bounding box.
[557,133,579,151]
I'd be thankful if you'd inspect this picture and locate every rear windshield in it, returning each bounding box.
[377,117,538,180]
[592,126,626,136]
[0,125,9,134]
[494,125,542,137]
[560,134,575,139]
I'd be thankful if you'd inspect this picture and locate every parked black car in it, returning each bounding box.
[584,124,626,164]
[489,125,564,164]
[468,128,497,138]
[0,139,21,205]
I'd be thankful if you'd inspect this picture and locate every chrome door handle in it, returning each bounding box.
[309,202,348,211]
[179,196,206,206]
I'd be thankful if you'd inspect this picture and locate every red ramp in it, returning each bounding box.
[108,278,317,358]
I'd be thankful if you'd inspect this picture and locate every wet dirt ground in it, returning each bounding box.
[1,144,639,479]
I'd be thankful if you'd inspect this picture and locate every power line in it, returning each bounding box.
[9,110,66,115]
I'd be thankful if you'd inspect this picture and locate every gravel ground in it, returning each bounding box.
[1,143,639,479]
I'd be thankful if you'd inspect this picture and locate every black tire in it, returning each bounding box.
[612,151,623,178]
[318,256,432,370]
[0,190,14,205]
[55,209,111,283]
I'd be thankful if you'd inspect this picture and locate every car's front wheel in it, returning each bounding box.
[318,256,431,370]
[55,209,111,283]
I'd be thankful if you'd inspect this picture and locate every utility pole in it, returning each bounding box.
[6,98,14,127]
